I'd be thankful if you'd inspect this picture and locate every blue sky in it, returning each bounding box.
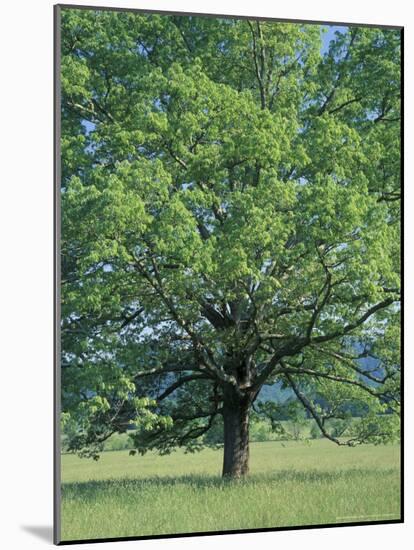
[321,24,348,54]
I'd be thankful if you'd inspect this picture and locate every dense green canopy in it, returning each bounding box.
[60,8,401,473]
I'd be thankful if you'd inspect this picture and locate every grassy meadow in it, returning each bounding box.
[61,439,400,541]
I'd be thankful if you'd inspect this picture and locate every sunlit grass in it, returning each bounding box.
[61,440,400,541]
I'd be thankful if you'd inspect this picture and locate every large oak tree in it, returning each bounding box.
[60,8,401,477]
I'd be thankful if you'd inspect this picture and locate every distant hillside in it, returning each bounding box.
[257,353,384,404]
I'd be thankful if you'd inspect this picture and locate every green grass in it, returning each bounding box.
[61,440,400,541]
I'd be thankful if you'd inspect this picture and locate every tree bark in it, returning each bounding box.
[222,385,250,478]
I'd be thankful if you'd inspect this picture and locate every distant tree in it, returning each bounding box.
[60,8,401,477]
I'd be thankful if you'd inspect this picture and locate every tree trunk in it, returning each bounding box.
[222,386,250,478]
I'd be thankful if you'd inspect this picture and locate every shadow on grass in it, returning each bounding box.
[62,467,397,499]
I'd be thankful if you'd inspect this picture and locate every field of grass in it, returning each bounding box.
[61,439,400,541]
